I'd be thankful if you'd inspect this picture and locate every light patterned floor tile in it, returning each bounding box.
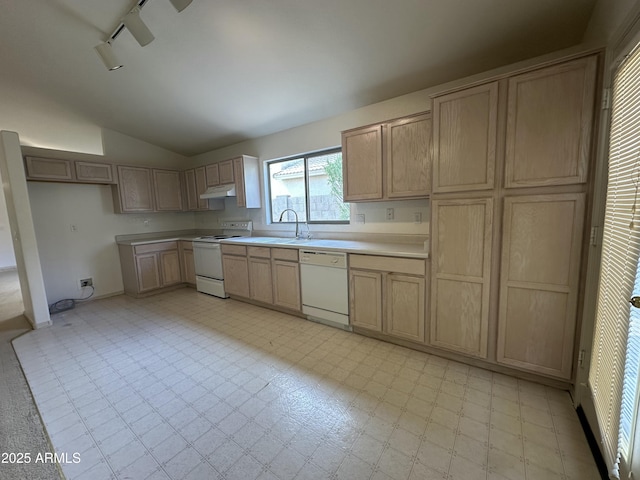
[11,289,600,480]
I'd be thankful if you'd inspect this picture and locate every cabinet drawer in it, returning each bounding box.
[349,254,425,276]
[248,246,271,258]
[221,244,247,256]
[75,161,114,183]
[271,248,299,261]
[180,240,193,251]
[134,241,178,255]
[25,157,73,181]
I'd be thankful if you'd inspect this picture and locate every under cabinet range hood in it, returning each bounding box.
[200,183,236,199]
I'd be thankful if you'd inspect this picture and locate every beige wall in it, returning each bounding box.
[583,0,640,44]
[28,182,194,304]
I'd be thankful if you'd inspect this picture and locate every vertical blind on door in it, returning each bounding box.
[589,41,640,478]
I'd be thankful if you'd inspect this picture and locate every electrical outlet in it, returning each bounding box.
[386,208,394,220]
[79,278,93,288]
[414,212,422,224]
[354,213,365,224]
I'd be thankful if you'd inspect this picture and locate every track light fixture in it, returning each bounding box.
[169,0,192,12]
[94,42,123,71]
[95,0,194,71]
[122,6,155,47]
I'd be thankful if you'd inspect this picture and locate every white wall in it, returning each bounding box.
[0,189,16,269]
[0,131,50,328]
[28,182,194,304]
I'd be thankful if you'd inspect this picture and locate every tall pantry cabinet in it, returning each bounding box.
[429,54,598,379]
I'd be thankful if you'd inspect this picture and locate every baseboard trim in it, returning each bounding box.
[576,405,609,479]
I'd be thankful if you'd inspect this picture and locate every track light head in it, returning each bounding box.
[169,0,192,12]
[94,42,123,71]
[122,6,155,47]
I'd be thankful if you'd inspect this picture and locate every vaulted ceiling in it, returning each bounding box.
[0,1,596,156]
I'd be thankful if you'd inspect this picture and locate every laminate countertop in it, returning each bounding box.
[219,236,430,259]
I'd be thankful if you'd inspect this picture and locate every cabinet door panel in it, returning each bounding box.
[75,162,114,183]
[233,157,247,208]
[182,248,196,285]
[386,274,425,343]
[501,288,569,372]
[117,166,154,212]
[184,169,198,211]
[25,157,73,180]
[206,163,220,187]
[272,260,301,311]
[153,169,183,212]
[249,258,273,304]
[219,160,235,184]
[136,254,161,292]
[431,198,493,358]
[432,82,498,193]
[497,193,585,378]
[160,250,182,286]
[433,278,485,354]
[350,270,383,332]
[505,56,596,187]
[342,125,383,201]
[222,255,250,297]
[195,166,208,210]
[386,114,432,198]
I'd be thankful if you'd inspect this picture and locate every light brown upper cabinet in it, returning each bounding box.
[152,169,183,212]
[386,113,432,198]
[430,198,493,358]
[113,166,154,213]
[342,113,432,202]
[432,83,498,193]
[184,167,210,211]
[218,159,235,184]
[25,157,74,181]
[25,157,115,184]
[75,161,114,184]
[205,163,220,187]
[342,124,383,201]
[497,193,585,379]
[504,57,597,188]
[233,155,261,208]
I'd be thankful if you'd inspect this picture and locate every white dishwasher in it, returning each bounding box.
[299,250,350,330]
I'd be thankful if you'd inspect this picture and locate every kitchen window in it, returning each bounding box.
[267,148,350,224]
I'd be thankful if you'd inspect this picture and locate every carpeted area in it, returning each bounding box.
[0,269,63,480]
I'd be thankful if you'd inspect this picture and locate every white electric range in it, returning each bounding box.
[192,221,252,298]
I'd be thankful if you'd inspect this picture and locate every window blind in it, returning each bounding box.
[589,41,640,478]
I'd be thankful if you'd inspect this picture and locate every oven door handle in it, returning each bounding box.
[193,242,221,250]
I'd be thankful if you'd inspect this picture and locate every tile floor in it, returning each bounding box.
[13,288,601,480]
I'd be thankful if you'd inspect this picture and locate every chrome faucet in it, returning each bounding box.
[278,208,300,239]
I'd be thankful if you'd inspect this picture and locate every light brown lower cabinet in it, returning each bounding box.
[496,193,585,379]
[221,246,250,298]
[119,241,183,296]
[271,249,301,311]
[180,241,196,285]
[221,245,301,312]
[430,198,493,358]
[248,256,274,304]
[349,254,427,344]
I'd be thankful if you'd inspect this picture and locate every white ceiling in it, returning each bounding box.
[0,0,596,156]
